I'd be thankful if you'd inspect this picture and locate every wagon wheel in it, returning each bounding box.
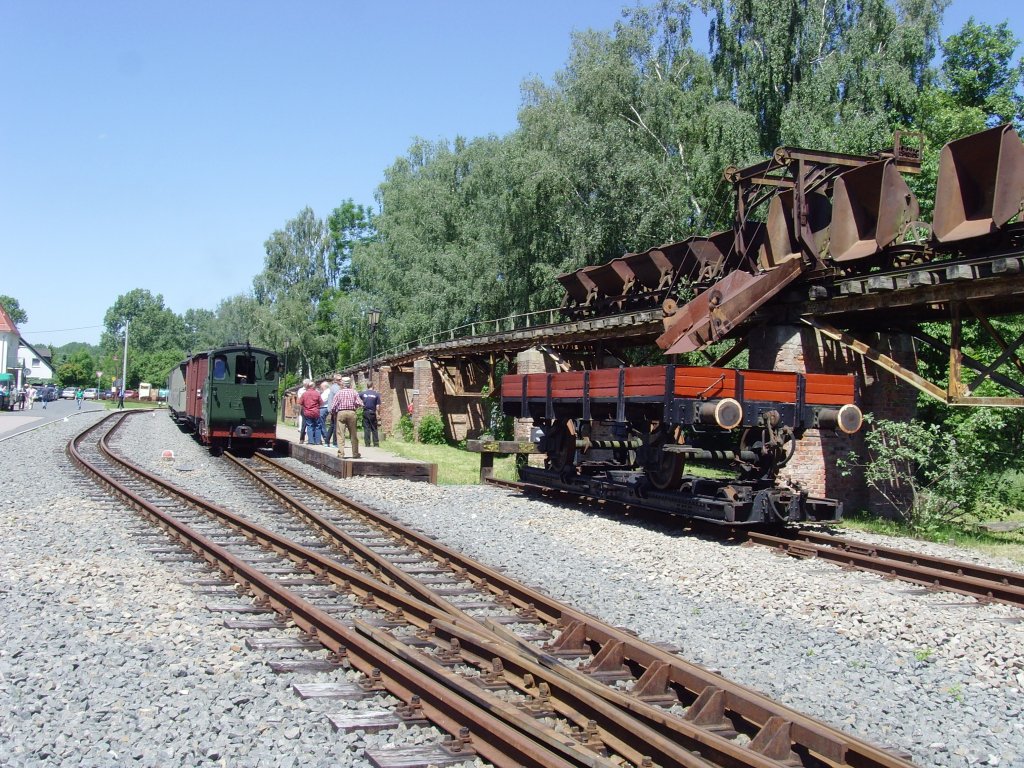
[644,428,685,491]
[546,419,577,472]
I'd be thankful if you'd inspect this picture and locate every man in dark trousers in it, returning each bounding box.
[361,380,381,447]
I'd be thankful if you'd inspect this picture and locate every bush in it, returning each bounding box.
[840,413,1017,534]
[417,413,447,445]
[398,414,415,442]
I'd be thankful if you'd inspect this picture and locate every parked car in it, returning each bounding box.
[62,387,76,399]
[83,388,98,400]
[34,386,58,402]
[123,389,136,400]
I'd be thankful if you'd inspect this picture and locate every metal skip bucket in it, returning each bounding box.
[933,124,1024,243]
[830,159,919,263]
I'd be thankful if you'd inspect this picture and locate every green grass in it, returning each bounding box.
[378,438,519,485]
[840,509,1024,565]
[102,399,164,410]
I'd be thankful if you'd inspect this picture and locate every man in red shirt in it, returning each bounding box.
[299,379,324,445]
[330,376,363,458]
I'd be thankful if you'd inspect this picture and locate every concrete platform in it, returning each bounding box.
[277,422,436,483]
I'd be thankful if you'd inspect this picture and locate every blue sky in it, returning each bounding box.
[1,1,1019,347]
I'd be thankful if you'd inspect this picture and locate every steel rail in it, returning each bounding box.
[82,417,786,767]
[228,456,802,768]
[752,531,1024,609]
[249,453,916,768]
[67,414,604,768]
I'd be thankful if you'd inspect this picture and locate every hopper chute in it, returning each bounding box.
[758,190,831,270]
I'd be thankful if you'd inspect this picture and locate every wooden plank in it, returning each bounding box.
[465,439,537,454]
[293,682,368,699]
[803,318,949,402]
[269,659,342,673]
[327,710,403,733]
[367,745,470,767]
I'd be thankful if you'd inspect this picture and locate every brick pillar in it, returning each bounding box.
[412,358,441,431]
[515,348,555,467]
[748,326,917,515]
[375,366,396,439]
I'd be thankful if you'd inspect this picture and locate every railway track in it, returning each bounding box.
[68,411,920,767]
[486,477,1024,612]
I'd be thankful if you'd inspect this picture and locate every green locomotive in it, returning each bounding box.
[167,344,280,454]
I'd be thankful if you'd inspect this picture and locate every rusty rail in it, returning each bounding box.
[240,453,917,767]
[750,530,1024,609]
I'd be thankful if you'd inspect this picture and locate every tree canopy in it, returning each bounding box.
[83,2,1021,394]
[0,295,28,325]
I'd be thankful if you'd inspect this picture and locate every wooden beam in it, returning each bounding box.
[967,301,1024,377]
[801,318,949,402]
[911,329,1024,397]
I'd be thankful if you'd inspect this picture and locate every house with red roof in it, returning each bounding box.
[0,303,21,387]
[0,304,54,389]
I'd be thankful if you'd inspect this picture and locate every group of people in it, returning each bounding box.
[296,374,381,459]
[0,385,87,411]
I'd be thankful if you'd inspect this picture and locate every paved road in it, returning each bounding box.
[0,397,105,440]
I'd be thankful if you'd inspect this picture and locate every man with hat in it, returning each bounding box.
[330,375,363,458]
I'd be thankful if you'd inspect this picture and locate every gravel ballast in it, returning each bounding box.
[2,408,1022,767]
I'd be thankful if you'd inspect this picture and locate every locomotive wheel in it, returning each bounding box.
[546,419,576,472]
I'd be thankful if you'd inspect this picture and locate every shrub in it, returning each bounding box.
[398,414,415,442]
[417,413,447,445]
[840,413,1016,534]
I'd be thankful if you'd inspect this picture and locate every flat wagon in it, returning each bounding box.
[502,364,862,525]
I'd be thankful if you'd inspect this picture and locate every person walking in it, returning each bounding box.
[299,380,323,445]
[361,381,381,448]
[75,387,84,410]
[26,386,34,410]
[323,375,341,448]
[330,376,363,459]
[117,387,125,409]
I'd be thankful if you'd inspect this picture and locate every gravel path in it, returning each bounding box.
[2,409,1022,767]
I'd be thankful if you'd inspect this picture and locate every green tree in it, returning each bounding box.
[0,294,27,325]
[56,350,96,387]
[181,308,220,354]
[253,208,336,376]
[101,289,185,388]
[911,18,1023,215]
[703,0,946,153]
[941,18,1024,126]
[327,200,376,291]
[213,294,264,348]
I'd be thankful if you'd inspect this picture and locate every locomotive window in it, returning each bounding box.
[263,356,277,381]
[212,356,228,381]
[235,355,257,384]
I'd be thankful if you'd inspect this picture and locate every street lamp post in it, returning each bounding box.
[367,309,381,388]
